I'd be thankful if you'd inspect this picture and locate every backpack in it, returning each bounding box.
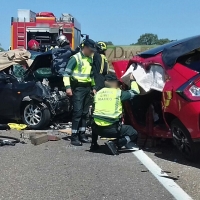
[51,48,77,76]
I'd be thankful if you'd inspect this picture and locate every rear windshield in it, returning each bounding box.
[177,50,200,72]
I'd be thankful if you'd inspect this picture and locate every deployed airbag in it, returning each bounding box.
[121,64,166,93]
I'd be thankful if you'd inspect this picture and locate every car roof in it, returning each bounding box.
[162,35,200,67]
[138,35,200,67]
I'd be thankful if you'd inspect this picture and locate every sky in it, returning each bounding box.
[1,0,200,49]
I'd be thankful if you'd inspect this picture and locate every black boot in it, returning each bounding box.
[90,143,100,151]
[71,135,82,146]
[105,141,119,155]
[117,138,128,149]
[79,133,91,143]
[112,139,122,150]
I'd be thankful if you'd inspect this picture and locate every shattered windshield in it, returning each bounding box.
[13,51,41,79]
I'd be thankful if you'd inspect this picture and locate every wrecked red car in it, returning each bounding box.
[113,35,200,161]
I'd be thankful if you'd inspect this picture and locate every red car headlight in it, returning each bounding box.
[177,74,200,101]
[184,85,200,101]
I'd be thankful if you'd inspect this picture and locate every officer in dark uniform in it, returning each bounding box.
[93,41,109,91]
[63,39,97,146]
[51,35,75,76]
[90,74,139,155]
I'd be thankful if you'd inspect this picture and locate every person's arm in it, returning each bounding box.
[104,60,109,75]
[93,53,105,91]
[94,73,105,91]
[93,53,102,74]
[90,62,96,93]
[91,76,96,91]
[63,56,77,89]
[120,80,140,101]
[102,55,109,75]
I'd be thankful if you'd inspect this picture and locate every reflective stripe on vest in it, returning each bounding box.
[72,52,93,82]
[100,54,109,74]
[45,46,54,52]
[93,88,122,126]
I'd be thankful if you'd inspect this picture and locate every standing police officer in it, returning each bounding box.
[63,39,97,146]
[90,74,139,155]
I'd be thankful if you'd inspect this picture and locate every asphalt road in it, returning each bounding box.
[144,140,200,200]
[0,130,177,200]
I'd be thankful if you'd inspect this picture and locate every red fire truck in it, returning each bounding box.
[11,9,82,50]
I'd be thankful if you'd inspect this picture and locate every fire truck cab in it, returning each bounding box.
[11,9,82,50]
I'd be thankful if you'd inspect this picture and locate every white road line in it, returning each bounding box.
[133,150,193,200]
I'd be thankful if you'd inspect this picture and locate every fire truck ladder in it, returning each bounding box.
[16,18,26,49]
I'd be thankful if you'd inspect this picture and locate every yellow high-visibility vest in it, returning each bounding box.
[93,88,122,126]
[72,52,93,83]
[100,54,109,74]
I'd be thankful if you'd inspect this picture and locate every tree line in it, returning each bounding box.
[104,33,175,46]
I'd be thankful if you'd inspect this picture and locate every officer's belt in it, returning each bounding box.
[75,82,91,87]
[94,122,118,129]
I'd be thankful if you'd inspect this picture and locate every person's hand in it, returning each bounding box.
[66,88,73,96]
[93,89,97,95]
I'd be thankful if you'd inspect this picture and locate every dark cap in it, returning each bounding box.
[105,74,119,82]
[84,39,97,52]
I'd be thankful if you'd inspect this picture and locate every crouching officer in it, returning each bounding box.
[63,39,97,146]
[90,74,139,155]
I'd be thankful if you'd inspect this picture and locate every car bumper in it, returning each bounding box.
[177,101,200,141]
